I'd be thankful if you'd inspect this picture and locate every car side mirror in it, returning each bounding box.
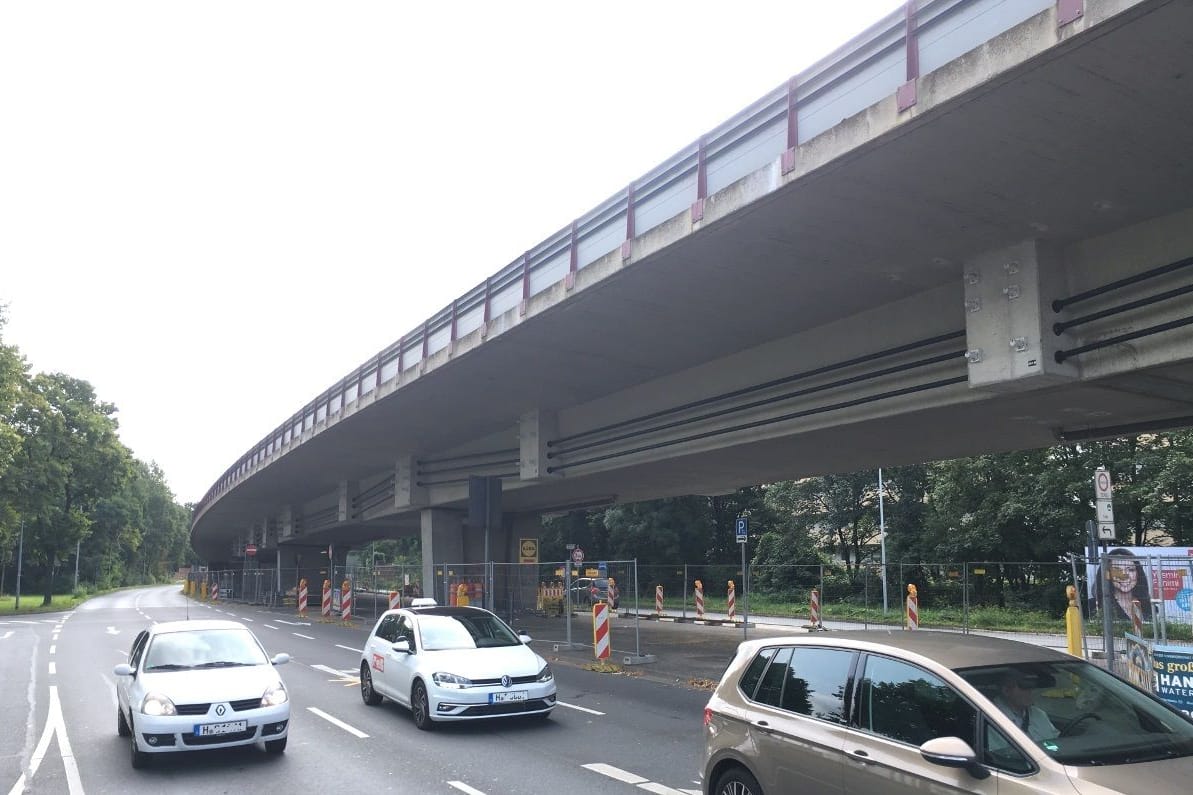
[920,736,989,780]
[518,631,533,644]
[113,663,135,677]
[392,638,412,654]
[271,653,291,666]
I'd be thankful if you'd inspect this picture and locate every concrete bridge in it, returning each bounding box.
[191,0,1193,589]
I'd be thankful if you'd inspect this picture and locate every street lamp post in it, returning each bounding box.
[879,468,888,614]
[15,520,25,610]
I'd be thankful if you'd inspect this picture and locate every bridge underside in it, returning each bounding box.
[193,0,1193,563]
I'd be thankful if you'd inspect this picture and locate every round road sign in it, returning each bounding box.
[245,543,257,557]
[571,546,585,564]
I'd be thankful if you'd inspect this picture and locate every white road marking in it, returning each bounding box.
[2,631,13,640]
[263,624,279,630]
[447,782,487,795]
[49,645,55,655]
[106,626,120,635]
[293,633,316,640]
[48,662,55,675]
[557,701,605,715]
[335,644,363,654]
[306,707,369,738]
[639,784,692,795]
[311,664,358,680]
[6,686,84,795]
[272,619,312,626]
[583,763,648,784]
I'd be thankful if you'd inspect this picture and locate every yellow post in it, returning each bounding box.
[200,580,208,599]
[457,582,470,606]
[1065,584,1083,657]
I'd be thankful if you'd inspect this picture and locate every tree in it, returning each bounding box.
[5,373,132,603]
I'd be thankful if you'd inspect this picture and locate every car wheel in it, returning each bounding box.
[411,680,435,731]
[714,766,762,795]
[360,662,383,706]
[117,705,131,737]
[265,737,287,754]
[129,715,148,769]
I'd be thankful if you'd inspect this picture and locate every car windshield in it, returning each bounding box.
[143,627,268,671]
[417,613,522,651]
[957,659,1193,766]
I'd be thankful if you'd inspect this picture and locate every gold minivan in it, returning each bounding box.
[701,631,1193,794]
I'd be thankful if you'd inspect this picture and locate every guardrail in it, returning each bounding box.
[196,0,1069,518]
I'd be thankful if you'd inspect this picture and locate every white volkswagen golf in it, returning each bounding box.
[113,619,291,767]
[359,604,555,730]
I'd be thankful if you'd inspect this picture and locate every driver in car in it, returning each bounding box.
[994,671,1059,742]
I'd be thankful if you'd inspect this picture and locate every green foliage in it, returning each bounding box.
[0,309,193,600]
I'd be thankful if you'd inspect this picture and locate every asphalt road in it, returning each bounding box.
[2,586,719,795]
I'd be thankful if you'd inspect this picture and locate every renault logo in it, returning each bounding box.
[501,675,511,688]
[215,704,226,716]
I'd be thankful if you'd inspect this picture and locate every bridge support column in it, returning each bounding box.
[964,239,1078,391]
[421,508,463,601]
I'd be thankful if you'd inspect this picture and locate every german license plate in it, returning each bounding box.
[489,690,527,703]
[195,719,248,736]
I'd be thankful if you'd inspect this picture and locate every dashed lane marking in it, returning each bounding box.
[582,763,694,794]
[557,701,605,716]
[306,707,369,738]
[447,782,487,795]
[293,633,316,640]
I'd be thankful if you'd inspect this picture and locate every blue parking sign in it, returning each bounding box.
[735,517,749,543]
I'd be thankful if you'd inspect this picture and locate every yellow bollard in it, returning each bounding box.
[1065,584,1083,657]
[457,582,470,607]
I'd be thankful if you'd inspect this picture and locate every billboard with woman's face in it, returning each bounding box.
[1088,547,1193,624]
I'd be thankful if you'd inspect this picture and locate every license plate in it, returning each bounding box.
[489,690,527,703]
[195,719,248,736]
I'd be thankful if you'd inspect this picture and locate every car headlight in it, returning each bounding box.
[431,671,472,688]
[261,682,288,707]
[537,664,554,683]
[140,692,177,716]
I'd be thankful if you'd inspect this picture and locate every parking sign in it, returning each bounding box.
[735,517,749,544]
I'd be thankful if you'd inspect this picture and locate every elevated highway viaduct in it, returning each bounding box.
[191,0,1193,595]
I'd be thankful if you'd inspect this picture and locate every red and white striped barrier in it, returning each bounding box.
[389,590,400,611]
[341,580,352,623]
[607,578,618,612]
[210,580,219,603]
[655,585,663,616]
[297,578,308,617]
[321,580,332,621]
[593,602,610,660]
[694,579,705,619]
[906,584,919,630]
[727,580,736,622]
[810,588,821,627]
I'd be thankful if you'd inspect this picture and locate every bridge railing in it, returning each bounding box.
[195,0,1066,518]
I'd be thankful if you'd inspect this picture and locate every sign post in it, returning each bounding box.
[736,516,749,640]
[1094,466,1117,672]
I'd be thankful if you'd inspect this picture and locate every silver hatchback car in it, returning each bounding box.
[702,630,1193,794]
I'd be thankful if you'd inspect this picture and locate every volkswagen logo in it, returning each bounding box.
[215,704,226,716]
[501,675,511,688]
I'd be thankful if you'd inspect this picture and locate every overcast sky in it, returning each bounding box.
[1,1,904,505]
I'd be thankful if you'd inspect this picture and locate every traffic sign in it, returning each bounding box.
[1094,467,1113,500]
[571,546,585,564]
[245,543,257,557]
[1098,522,1116,541]
[1097,501,1114,523]
[735,516,749,544]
